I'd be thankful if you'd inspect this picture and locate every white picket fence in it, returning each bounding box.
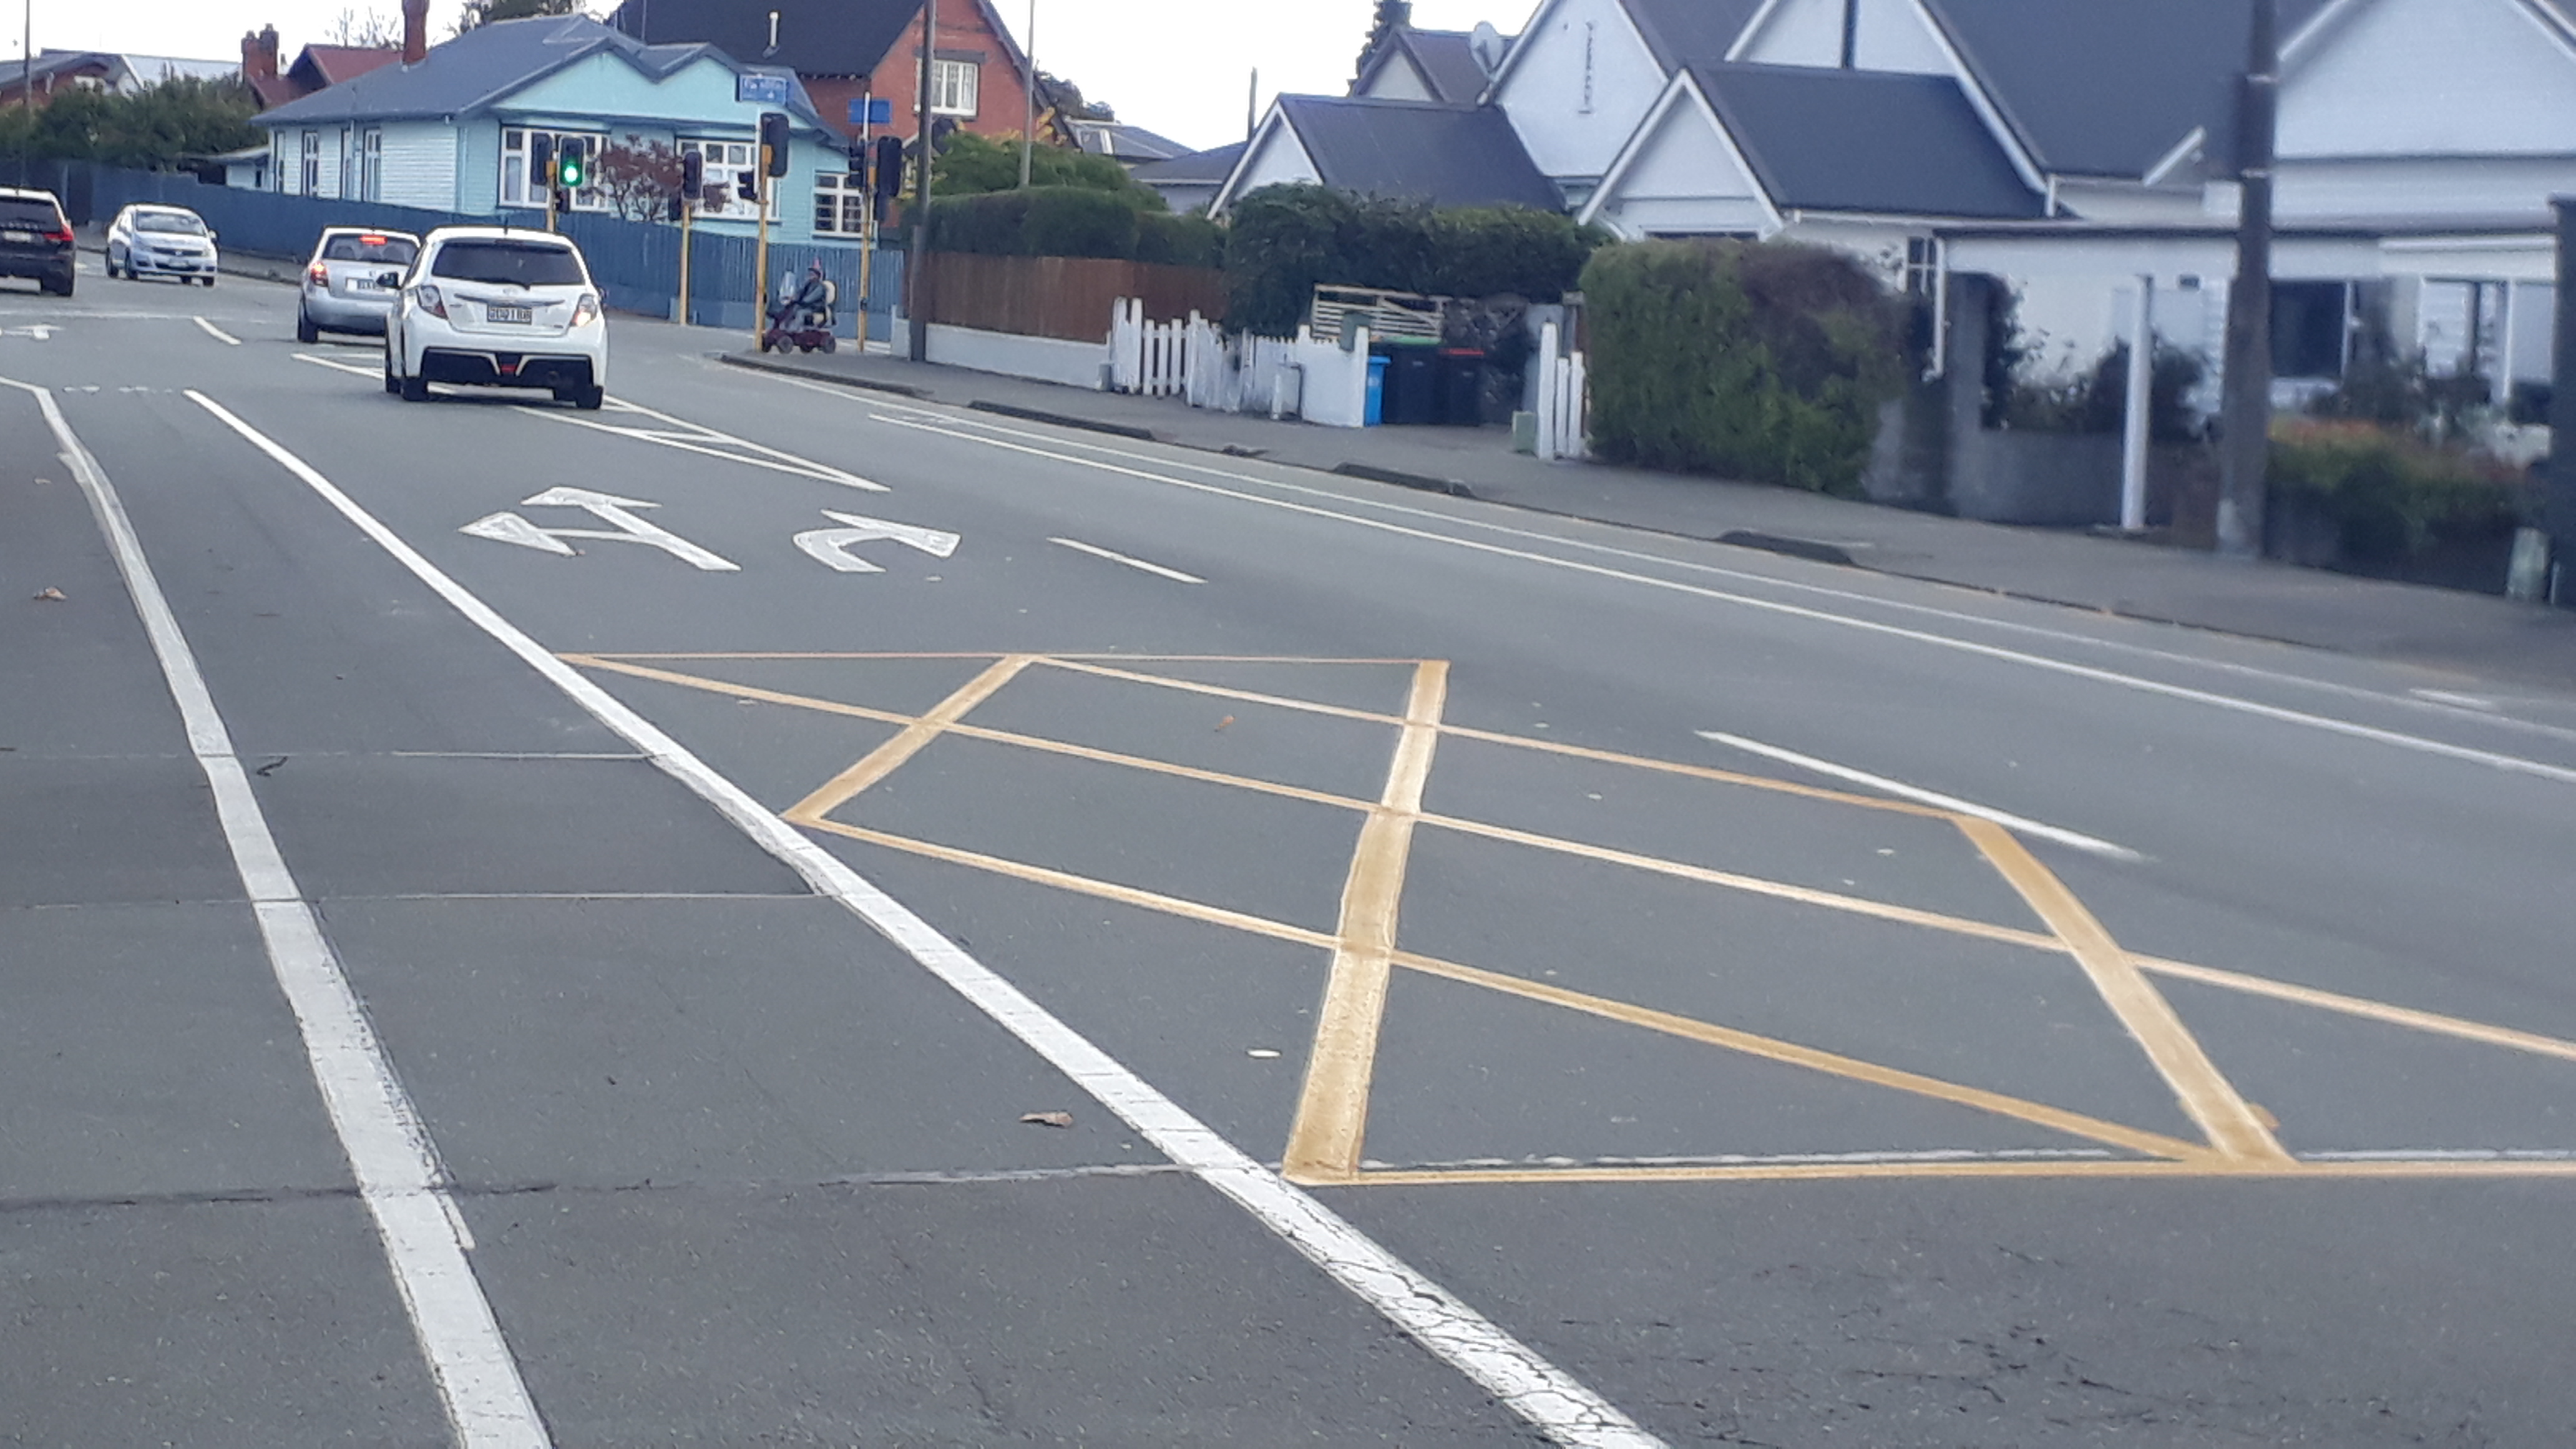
[1110,297,1373,427]
[1533,320,1590,462]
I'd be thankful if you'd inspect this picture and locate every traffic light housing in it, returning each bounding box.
[846,133,867,183]
[681,148,706,194]
[760,111,791,178]
[555,137,588,190]
[871,135,904,199]
[529,133,555,190]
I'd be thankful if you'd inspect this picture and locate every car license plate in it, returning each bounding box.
[2,230,32,243]
[348,277,378,291]
[488,304,532,324]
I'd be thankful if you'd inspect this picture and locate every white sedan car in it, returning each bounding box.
[105,204,218,285]
[383,227,606,410]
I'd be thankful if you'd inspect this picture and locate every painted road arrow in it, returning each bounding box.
[793,509,962,574]
[462,487,740,572]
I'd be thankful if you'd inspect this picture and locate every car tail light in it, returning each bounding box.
[308,262,330,285]
[43,227,71,244]
[571,293,600,328]
[411,284,448,320]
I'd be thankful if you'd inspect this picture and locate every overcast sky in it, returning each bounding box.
[20,0,1526,152]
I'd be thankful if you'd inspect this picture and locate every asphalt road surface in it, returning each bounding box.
[7,253,2576,1448]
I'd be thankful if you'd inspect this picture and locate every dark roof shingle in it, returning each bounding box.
[1129,140,1247,185]
[1398,30,1499,105]
[1626,0,1769,69]
[1692,62,2045,219]
[1276,97,1563,211]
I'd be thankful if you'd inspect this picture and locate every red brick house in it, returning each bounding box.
[607,0,1034,142]
[240,27,401,112]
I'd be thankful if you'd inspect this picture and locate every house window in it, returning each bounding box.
[1904,237,1941,299]
[300,130,320,196]
[500,127,608,212]
[361,129,384,202]
[814,170,873,235]
[930,59,980,118]
[678,139,774,222]
[2272,281,2351,379]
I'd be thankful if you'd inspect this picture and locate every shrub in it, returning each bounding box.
[928,190,1038,255]
[1221,183,1603,337]
[1019,187,1140,260]
[1582,239,1908,495]
[2269,418,2530,562]
[1996,343,2207,442]
[934,131,1156,200]
[1136,210,1225,269]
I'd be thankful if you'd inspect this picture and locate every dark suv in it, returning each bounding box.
[0,188,74,296]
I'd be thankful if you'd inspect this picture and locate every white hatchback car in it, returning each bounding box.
[383,227,606,409]
[105,204,218,285]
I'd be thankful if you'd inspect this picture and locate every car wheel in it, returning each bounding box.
[202,276,216,289]
[399,373,428,402]
[296,310,320,344]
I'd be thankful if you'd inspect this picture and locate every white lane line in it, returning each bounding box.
[193,316,242,346]
[296,350,379,378]
[1695,732,2144,864]
[182,389,1664,1449]
[6,376,549,1448]
[863,411,2576,791]
[1048,536,1205,584]
[807,385,2576,753]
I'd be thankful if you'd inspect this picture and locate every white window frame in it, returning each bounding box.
[339,125,354,200]
[500,127,609,212]
[930,58,980,119]
[300,130,320,196]
[361,129,384,202]
[812,169,871,235]
[679,138,775,222]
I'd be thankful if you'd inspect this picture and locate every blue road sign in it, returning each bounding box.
[849,97,894,127]
[736,73,793,107]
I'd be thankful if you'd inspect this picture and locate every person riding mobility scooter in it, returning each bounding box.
[761,258,839,354]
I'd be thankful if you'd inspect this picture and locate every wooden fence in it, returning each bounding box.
[919,253,1226,342]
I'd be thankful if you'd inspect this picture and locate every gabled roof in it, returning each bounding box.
[1070,119,1190,162]
[254,15,820,129]
[1273,96,1564,210]
[1918,0,2336,180]
[1691,62,2046,218]
[295,45,401,87]
[1360,27,1508,105]
[1129,140,1248,185]
[606,0,1028,80]
[1627,0,1771,69]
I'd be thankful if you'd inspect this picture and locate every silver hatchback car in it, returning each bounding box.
[298,227,421,341]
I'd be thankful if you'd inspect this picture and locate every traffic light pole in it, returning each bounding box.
[907,0,939,363]
[857,94,876,354]
[678,193,694,328]
[754,171,771,352]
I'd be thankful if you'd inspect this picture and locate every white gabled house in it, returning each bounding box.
[1479,0,1765,206]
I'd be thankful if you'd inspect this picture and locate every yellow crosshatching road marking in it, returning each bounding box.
[567,650,2576,1184]
[1285,662,1448,1182]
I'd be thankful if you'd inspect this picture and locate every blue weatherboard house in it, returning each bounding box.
[250,14,844,242]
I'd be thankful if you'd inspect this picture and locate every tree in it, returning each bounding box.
[1035,71,1114,124]
[593,135,683,221]
[0,75,261,168]
[1355,0,1413,80]
[329,6,401,46]
[931,130,1152,200]
[455,0,585,35]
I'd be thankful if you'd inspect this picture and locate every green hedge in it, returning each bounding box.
[1581,240,1907,495]
[1222,184,1604,338]
[927,185,1222,266]
[2268,419,2530,562]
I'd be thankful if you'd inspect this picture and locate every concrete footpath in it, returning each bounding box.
[726,344,2576,689]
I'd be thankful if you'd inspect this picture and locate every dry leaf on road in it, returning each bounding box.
[32,588,65,602]
[1018,1111,1075,1129]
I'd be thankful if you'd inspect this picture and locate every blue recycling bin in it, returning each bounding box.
[1365,353,1390,426]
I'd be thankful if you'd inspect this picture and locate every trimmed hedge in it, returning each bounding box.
[1582,240,1908,495]
[2268,419,2530,562]
[928,185,1222,266]
[1222,184,1604,338]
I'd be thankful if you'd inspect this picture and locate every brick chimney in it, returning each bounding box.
[242,26,280,83]
[401,0,430,65]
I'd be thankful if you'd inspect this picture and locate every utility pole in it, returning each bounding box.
[2215,0,2279,560]
[22,0,34,189]
[1246,68,1258,142]
[1018,0,1035,189]
[906,0,937,362]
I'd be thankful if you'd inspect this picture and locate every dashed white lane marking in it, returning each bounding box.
[861,410,2576,792]
[1695,731,2144,864]
[193,316,241,346]
[5,376,549,1448]
[1048,535,1205,584]
[183,389,1666,1449]
[295,350,379,378]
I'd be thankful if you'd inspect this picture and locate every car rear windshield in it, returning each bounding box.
[0,199,62,229]
[429,240,585,287]
[323,233,419,264]
[135,212,207,234]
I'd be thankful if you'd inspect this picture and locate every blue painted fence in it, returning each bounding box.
[72,166,904,341]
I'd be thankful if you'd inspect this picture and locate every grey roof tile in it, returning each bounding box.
[1129,140,1248,184]
[1397,29,1501,105]
[1692,62,2046,219]
[1626,0,1770,69]
[1276,96,1563,210]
